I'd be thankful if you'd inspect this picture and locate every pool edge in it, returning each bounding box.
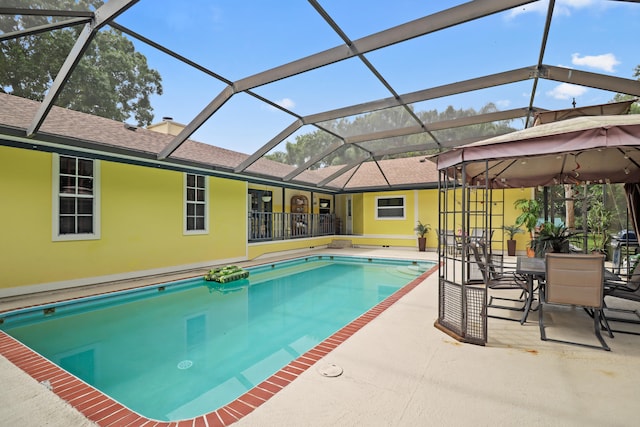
[0,262,439,426]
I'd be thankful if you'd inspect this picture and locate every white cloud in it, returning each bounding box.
[262,98,296,112]
[554,0,596,15]
[507,1,549,18]
[571,53,620,72]
[495,99,511,109]
[546,83,587,100]
[276,98,296,109]
[507,0,595,19]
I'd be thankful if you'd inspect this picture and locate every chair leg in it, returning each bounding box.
[599,310,614,338]
[584,307,614,338]
[521,277,535,324]
[593,309,611,351]
[486,287,530,323]
[539,300,547,341]
[601,300,640,335]
[540,298,609,351]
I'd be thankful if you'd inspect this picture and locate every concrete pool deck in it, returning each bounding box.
[1,247,639,426]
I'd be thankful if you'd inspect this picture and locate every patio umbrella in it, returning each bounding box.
[436,114,640,189]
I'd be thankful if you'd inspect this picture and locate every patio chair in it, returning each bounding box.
[469,228,484,243]
[447,230,463,256]
[539,253,611,351]
[605,258,640,292]
[467,241,529,321]
[602,261,640,334]
[437,229,460,257]
[467,228,493,247]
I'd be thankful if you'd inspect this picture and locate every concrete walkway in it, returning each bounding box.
[1,248,639,426]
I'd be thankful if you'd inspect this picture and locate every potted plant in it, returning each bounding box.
[532,222,575,257]
[503,224,523,256]
[513,198,542,257]
[414,220,431,252]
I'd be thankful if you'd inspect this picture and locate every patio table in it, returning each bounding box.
[516,256,618,324]
[516,257,545,324]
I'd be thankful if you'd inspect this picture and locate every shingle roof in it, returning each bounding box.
[0,92,439,191]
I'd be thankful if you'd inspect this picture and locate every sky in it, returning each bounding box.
[111,0,640,155]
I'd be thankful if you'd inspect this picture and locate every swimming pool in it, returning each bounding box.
[0,255,435,422]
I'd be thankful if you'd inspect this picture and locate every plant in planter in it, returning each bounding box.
[532,222,576,257]
[514,198,542,256]
[414,220,431,252]
[503,224,524,256]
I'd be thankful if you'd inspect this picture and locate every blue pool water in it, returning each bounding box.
[0,256,433,421]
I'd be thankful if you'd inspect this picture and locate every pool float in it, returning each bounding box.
[204,265,250,283]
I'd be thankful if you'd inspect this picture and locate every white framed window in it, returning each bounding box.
[184,173,208,234]
[375,196,405,219]
[52,154,100,241]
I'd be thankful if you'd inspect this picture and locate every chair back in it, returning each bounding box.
[483,229,494,245]
[467,241,489,282]
[469,228,484,240]
[468,241,504,281]
[545,253,605,308]
[628,259,640,286]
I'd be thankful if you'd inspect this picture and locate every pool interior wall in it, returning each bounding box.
[0,255,438,425]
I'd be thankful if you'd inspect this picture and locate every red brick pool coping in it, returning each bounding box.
[0,262,438,427]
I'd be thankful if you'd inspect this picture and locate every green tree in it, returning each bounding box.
[266,103,516,166]
[0,0,163,126]
[587,199,612,252]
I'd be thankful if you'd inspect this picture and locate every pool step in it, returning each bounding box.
[392,264,430,277]
[409,263,431,272]
[327,239,353,249]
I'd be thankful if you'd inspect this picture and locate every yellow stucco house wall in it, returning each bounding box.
[346,190,438,249]
[0,145,247,293]
[1,144,532,296]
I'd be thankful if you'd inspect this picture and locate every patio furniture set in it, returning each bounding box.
[473,244,640,351]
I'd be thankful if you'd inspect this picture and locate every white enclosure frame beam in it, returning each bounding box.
[161,0,535,160]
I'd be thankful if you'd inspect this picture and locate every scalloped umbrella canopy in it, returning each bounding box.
[437,114,640,188]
